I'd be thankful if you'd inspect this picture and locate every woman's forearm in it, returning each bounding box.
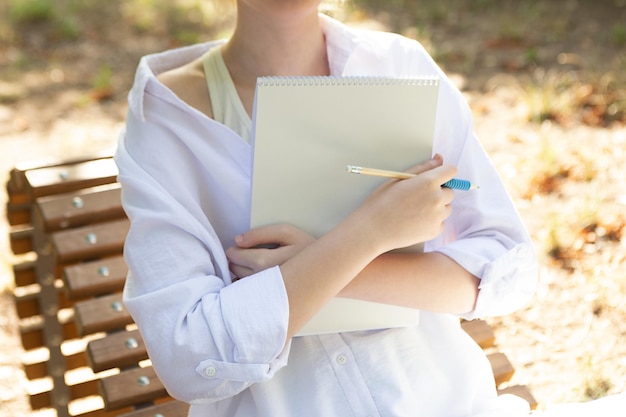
[279,210,384,340]
[338,251,480,315]
[231,158,459,339]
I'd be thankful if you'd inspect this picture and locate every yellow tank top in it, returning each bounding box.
[202,46,252,143]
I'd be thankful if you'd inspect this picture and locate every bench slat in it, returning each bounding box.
[24,157,118,199]
[27,373,134,413]
[488,352,516,386]
[63,255,127,300]
[88,329,147,373]
[74,293,133,337]
[9,224,34,254]
[14,281,72,318]
[116,400,189,417]
[462,319,496,349]
[24,350,88,380]
[20,313,78,350]
[100,366,167,410]
[11,152,114,179]
[498,384,538,410]
[51,218,129,264]
[36,183,124,232]
[12,259,38,287]
[6,201,31,226]
[6,152,114,225]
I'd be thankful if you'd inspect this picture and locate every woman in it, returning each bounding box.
[114,1,538,416]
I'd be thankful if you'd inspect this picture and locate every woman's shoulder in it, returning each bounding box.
[156,57,213,118]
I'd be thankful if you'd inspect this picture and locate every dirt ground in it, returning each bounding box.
[1,1,626,416]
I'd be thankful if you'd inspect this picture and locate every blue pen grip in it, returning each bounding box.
[442,178,471,191]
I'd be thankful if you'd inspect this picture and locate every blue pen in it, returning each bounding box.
[346,165,479,190]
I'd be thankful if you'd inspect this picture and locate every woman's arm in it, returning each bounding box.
[227,157,460,336]
[339,251,479,315]
[228,227,479,318]
[228,157,458,339]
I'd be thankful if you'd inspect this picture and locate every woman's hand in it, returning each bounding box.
[226,224,315,279]
[353,154,456,253]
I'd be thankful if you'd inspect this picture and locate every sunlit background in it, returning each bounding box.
[1,0,625,415]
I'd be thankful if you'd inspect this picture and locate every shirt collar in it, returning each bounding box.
[320,14,387,76]
[128,40,226,121]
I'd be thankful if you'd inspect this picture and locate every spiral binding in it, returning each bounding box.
[256,75,439,87]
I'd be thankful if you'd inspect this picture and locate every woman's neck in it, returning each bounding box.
[221,6,330,90]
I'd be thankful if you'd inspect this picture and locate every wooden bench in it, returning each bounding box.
[6,155,188,417]
[5,155,537,417]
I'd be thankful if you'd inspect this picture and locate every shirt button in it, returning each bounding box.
[336,354,347,365]
[205,366,217,378]
[516,245,529,259]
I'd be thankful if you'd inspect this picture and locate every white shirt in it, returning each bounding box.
[115,15,538,417]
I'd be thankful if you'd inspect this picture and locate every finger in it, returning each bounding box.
[227,247,262,271]
[227,244,286,272]
[442,199,454,219]
[441,187,455,205]
[405,154,444,176]
[229,262,253,279]
[426,164,458,187]
[225,245,247,265]
[235,224,288,248]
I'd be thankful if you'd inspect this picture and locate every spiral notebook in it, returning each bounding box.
[250,75,440,336]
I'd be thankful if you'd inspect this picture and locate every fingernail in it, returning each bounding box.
[432,153,443,163]
[235,234,243,244]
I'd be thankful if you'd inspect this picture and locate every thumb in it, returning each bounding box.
[405,153,444,175]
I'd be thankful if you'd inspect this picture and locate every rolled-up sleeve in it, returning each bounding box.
[436,238,537,320]
[123,265,291,404]
[427,79,538,320]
